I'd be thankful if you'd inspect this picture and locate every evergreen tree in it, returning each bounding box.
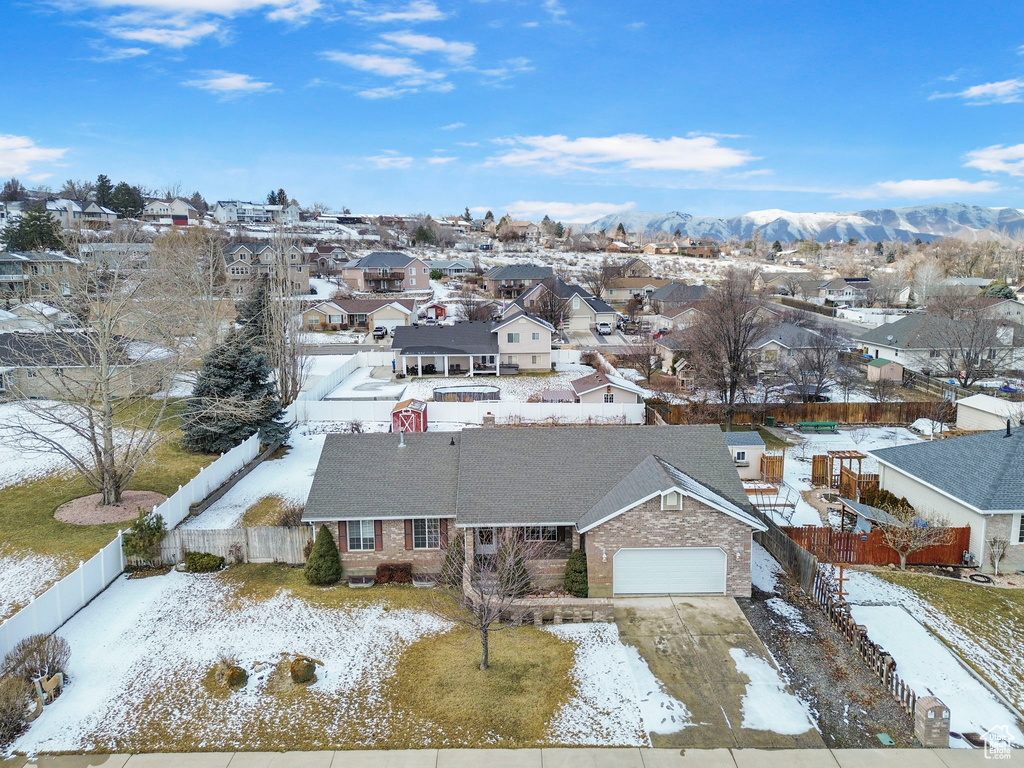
[674,227,682,237]
[874,241,884,256]
[984,282,1018,300]
[94,174,114,208]
[182,329,290,454]
[614,222,627,240]
[564,548,588,597]
[236,276,271,342]
[462,206,472,222]
[413,224,437,245]
[266,190,278,205]
[540,214,553,234]
[484,210,494,222]
[188,191,208,214]
[304,525,342,585]
[0,204,63,251]
[109,182,144,218]
[277,188,289,207]
[553,221,565,238]
[440,530,465,589]
[0,178,27,202]
[771,240,782,253]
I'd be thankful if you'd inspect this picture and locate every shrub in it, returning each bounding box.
[290,656,316,684]
[184,551,225,573]
[122,510,166,563]
[277,503,305,527]
[860,487,913,514]
[375,563,413,584]
[498,538,531,597]
[304,525,342,585]
[440,531,464,589]
[0,677,31,748]
[225,665,248,689]
[564,549,589,598]
[1,634,71,681]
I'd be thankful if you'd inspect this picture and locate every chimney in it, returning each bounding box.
[399,430,406,447]
[1007,419,1012,438]
[482,412,496,428]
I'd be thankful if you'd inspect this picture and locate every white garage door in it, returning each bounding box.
[613,547,727,595]
[374,315,404,331]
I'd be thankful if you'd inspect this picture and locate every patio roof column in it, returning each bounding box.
[469,356,474,377]
[417,354,422,377]
[444,355,449,377]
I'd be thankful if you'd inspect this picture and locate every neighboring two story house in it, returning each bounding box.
[512,277,617,332]
[391,310,553,375]
[142,198,198,225]
[342,252,430,293]
[482,265,553,299]
[301,425,767,597]
[0,251,80,300]
[222,242,309,296]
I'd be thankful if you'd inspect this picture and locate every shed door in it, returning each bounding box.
[613,547,727,595]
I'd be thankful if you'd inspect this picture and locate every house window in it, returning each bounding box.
[309,315,321,324]
[532,332,540,341]
[1018,515,1024,544]
[735,450,747,461]
[507,332,520,343]
[573,296,580,310]
[413,518,440,549]
[532,355,538,364]
[662,491,682,510]
[347,520,375,551]
[329,314,344,324]
[508,355,518,364]
[409,267,416,275]
[409,279,416,286]
[603,392,614,403]
[987,348,998,360]
[524,526,558,542]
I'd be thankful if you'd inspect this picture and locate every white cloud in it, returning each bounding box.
[441,122,466,130]
[626,21,645,30]
[322,50,452,96]
[351,0,446,23]
[931,78,1024,105]
[542,0,567,23]
[365,153,415,168]
[456,141,479,146]
[106,19,220,47]
[90,45,151,61]
[964,143,1024,176]
[477,56,533,82]
[182,70,274,97]
[841,178,1003,198]
[487,133,756,173]
[427,156,457,164]
[502,200,636,222]
[379,31,476,62]
[0,135,68,177]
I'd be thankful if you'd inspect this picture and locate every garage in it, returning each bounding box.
[613,547,727,595]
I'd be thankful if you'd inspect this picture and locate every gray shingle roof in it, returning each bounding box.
[456,425,750,525]
[303,432,462,521]
[723,431,765,447]
[650,282,709,305]
[391,322,498,356]
[753,322,820,350]
[576,455,764,531]
[485,265,553,281]
[870,427,1024,511]
[352,251,417,269]
[858,313,934,349]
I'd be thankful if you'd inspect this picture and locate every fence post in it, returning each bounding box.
[78,560,86,606]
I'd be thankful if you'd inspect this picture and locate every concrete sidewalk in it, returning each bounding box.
[2,749,1022,767]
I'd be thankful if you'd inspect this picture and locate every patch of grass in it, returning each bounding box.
[719,424,791,450]
[241,496,288,527]
[876,571,1024,706]
[0,434,216,564]
[386,625,575,746]
[218,562,438,612]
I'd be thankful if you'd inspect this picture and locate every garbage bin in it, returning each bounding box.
[765,416,775,427]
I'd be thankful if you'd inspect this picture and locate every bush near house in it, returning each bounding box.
[376,563,413,584]
[0,677,31,748]
[184,551,225,573]
[2,634,71,681]
[122,510,167,564]
[304,525,342,585]
[564,549,588,598]
[290,656,317,684]
[440,531,465,589]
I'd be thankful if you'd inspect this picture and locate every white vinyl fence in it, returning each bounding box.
[295,398,644,424]
[0,533,125,659]
[0,430,265,659]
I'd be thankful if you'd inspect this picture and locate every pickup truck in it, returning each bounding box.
[372,326,389,339]
[596,322,613,336]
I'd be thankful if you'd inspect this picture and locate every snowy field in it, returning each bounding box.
[185,428,325,529]
[763,426,923,527]
[323,366,407,400]
[14,570,695,752]
[843,570,1024,746]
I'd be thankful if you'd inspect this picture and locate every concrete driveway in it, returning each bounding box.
[614,596,825,750]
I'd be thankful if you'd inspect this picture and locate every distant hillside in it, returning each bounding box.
[586,204,1024,243]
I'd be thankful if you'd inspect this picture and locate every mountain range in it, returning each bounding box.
[585,204,1024,243]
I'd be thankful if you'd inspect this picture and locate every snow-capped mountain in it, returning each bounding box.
[585,204,1024,243]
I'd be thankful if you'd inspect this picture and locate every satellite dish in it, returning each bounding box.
[886,334,894,342]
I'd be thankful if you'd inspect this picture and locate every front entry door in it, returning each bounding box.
[475,527,497,555]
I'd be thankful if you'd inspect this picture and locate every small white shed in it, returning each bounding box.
[955,393,1023,432]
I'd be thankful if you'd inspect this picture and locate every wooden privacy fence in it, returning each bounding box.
[838,466,879,501]
[752,511,819,594]
[129,526,313,567]
[658,401,952,426]
[782,525,971,566]
[813,570,917,716]
[760,451,784,484]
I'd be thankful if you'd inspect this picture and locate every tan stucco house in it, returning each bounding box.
[569,372,644,404]
[342,252,430,292]
[302,426,767,596]
[304,298,417,331]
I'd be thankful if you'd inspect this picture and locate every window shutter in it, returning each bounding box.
[404,519,414,550]
[440,518,449,547]
[338,522,348,553]
[556,525,566,542]
[374,520,383,551]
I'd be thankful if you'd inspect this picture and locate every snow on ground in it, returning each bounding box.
[0,546,68,622]
[764,598,812,635]
[185,428,325,529]
[13,570,447,753]
[151,372,196,399]
[402,363,597,403]
[728,648,815,735]
[843,568,1024,741]
[304,420,472,434]
[545,623,691,745]
[848,603,1023,747]
[323,366,407,400]
[300,330,367,346]
[0,401,103,488]
[294,277,344,301]
[765,426,923,527]
[751,542,782,594]
[305,354,354,379]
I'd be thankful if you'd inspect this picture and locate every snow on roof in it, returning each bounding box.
[956,393,1022,419]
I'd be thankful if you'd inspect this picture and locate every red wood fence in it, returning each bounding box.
[782,525,971,566]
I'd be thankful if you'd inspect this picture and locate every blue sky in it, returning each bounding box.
[3,0,1024,222]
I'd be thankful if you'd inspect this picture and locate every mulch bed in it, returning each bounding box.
[55,490,168,525]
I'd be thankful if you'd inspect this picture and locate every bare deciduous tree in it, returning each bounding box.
[425,528,543,670]
[925,287,1017,387]
[531,285,569,329]
[781,323,843,401]
[454,287,494,322]
[580,259,613,299]
[619,338,660,383]
[878,509,954,570]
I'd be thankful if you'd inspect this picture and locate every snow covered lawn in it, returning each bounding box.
[184,428,325,529]
[401,363,597,403]
[0,546,69,622]
[844,568,1024,744]
[323,366,407,400]
[13,567,692,753]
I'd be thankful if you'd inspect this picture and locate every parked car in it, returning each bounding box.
[372,326,389,339]
[596,322,613,336]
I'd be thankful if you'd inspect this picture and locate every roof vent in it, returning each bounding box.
[449,436,456,446]
[398,430,406,447]
[1007,419,1012,438]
